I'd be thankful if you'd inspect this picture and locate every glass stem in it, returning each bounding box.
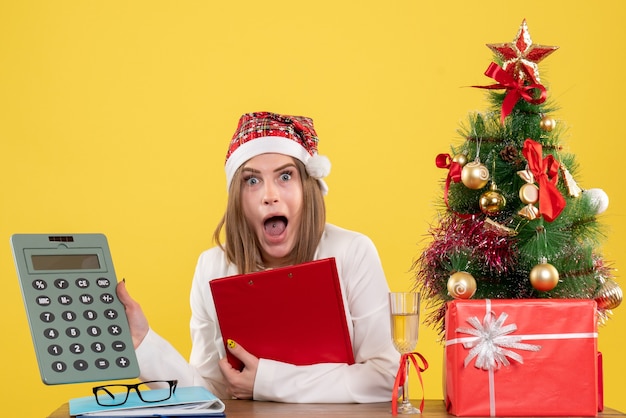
[402,356,411,405]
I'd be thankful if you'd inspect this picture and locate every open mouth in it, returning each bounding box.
[264,216,288,236]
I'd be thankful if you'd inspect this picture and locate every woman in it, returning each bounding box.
[117,111,400,402]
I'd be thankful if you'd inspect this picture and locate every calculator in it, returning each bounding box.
[11,233,140,385]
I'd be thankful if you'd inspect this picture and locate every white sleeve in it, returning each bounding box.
[252,233,400,403]
[134,329,215,390]
[133,250,230,399]
[186,253,230,399]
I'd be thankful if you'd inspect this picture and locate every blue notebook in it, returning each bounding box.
[69,386,225,417]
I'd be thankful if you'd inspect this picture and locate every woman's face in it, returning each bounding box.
[240,153,304,267]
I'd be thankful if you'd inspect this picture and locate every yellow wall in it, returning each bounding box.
[1,1,625,416]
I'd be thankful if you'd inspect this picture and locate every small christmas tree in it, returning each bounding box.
[413,19,622,335]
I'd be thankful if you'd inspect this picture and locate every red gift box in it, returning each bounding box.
[444,299,598,417]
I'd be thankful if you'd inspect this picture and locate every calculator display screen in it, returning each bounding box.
[31,254,101,270]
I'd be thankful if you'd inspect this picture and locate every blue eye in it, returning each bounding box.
[280,171,292,181]
[244,176,259,186]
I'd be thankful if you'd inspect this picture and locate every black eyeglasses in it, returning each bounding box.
[92,380,178,406]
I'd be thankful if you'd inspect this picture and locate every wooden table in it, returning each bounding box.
[48,399,624,417]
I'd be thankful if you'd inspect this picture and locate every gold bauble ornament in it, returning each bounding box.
[594,278,623,310]
[447,271,477,299]
[479,184,507,215]
[530,262,559,291]
[461,161,489,190]
[540,115,556,132]
[452,153,468,167]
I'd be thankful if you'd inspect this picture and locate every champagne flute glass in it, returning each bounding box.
[389,292,421,414]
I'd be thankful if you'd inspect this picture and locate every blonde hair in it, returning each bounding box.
[213,158,326,274]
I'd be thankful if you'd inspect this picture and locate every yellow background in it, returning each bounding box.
[1,1,624,416]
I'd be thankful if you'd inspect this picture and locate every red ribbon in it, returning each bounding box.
[436,153,462,208]
[436,154,475,219]
[522,139,566,222]
[473,62,547,124]
[436,154,462,181]
[391,352,429,416]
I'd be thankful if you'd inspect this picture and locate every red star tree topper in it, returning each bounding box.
[487,19,558,84]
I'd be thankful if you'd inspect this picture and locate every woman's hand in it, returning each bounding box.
[218,339,259,399]
[116,280,150,349]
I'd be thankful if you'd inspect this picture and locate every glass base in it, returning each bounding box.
[396,402,421,414]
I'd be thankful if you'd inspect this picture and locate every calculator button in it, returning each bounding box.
[40,311,55,323]
[91,342,106,353]
[69,343,85,354]
[32,279,47,290]
[112,341,127,351]
[36,296,52,306]
[79,294,94,304]
[74,360,89,371]
[54,279,69,289]
[116,357,131,368]
[100,293,115,304]
[96,278,111,288]
[75,278,89,288]
[58,294,73,305]
[95,358,110,369]
[51,361,67,373]
[108,325,123,336]
[83,310,98,320]
[61,311,77,321]
[104,309,118,319]
[44,328,59,339]
[48,345,63,356]
[87,326,102,337]
[66,327,81,338]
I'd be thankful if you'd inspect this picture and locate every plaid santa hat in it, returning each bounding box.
[225,111,331,194]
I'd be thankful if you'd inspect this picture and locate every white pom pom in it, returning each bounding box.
[585,188,610,215]
[306,154,331,179]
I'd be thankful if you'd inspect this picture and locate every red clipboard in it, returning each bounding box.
[210,257,355,370]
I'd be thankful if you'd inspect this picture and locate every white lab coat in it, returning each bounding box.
[135,223,400,402]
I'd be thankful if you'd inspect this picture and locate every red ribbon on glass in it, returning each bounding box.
[391,352,429,416]
[522,139,566,222]
[473,62,547,124]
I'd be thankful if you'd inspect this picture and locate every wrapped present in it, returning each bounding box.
[597,352,604,412]
[444,299,598,417]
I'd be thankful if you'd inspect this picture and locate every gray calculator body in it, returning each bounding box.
[11,233,140,385]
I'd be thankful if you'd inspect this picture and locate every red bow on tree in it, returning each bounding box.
[522,139,566,222]
[474,62,547,124]
[436,153,462,208]
[435,154,477,219]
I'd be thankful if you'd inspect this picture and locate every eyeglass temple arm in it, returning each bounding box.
[97,387,117,400]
